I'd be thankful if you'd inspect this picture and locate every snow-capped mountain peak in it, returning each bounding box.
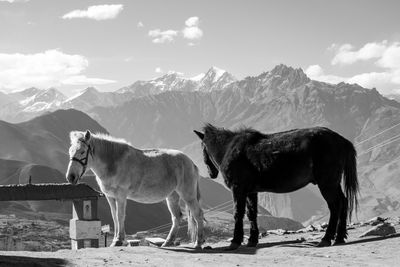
[196,66,236,92]
[204,66,227,83]
[65,87,99,102]
[190,73,206,81]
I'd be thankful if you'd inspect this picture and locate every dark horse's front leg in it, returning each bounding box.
[246,192,259,247]
[226,186,247,251]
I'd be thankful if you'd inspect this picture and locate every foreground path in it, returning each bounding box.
[1,225,399,266]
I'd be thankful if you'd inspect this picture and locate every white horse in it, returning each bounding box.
[66,130,205,248]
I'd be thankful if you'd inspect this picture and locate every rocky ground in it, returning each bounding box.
[0,213,70,252]
[0,217,399,266]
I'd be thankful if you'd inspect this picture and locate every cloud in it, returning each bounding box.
[62,5,123,21]
[305,65,346,84]
[348,72,393,91]
[148,16,203,45]
[185,17,199,27]
[148,29,178,44]
[377,42,400,69]
[305,64,400,95]
[183,16,203,41]
[0,0,29,3]
[331,41,388,65]
[308,41,400,95]
[124,57,133,62]
[137,21,144,28]
[62,75,116,86]
[155,67,163,73]
[0,49,115,91]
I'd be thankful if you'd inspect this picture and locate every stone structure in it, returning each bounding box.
[0,183,103,250]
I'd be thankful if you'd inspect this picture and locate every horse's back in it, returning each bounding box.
[141,148,198,184]
[143,148,200,199]
[223,127,353,193]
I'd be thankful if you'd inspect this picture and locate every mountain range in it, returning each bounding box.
[0,67,236,123]
[1,64,400,226]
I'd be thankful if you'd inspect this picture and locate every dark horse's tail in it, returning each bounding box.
[343,139,359,221]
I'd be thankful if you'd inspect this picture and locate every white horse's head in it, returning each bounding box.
[66,130,93,184]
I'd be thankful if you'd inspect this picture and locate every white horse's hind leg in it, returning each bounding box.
[162,191,182,247]
[106,196,118,246]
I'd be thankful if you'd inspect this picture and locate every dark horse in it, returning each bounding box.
[194,124,359,250]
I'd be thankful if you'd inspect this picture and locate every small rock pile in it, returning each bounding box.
[260,216,400,238]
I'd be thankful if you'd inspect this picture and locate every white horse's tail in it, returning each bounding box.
[186,164,202,243]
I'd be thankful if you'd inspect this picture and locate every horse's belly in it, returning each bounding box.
[127,192,169,204]
[257,165,313,193]
[127,180,176,204]
[256,176,310,193]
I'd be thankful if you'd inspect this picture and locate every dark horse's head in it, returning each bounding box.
[193,127,219,179]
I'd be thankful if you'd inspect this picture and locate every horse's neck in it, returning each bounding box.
[88,137,131,178]
[212,132,235,164]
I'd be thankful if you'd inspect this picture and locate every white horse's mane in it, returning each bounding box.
[92,132,131,146]
[70,131,131,146]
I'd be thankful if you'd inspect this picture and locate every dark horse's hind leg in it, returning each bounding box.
[334,188,348,245]
[318,185,342,247]
[226,186,246,250]
[246,192,259,247]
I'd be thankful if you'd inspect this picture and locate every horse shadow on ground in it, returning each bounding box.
[161,238,305,255]
[0,255,68,267]
[281,233,400,248]
[162,233,400,254]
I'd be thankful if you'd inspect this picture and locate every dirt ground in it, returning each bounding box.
[0,223,399,267]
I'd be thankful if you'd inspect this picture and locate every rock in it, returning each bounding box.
[307,233,324,241]
[367,217,386,226]
[259,232,268,238]
[359,223,396,238]
[305,225,317,232]
[316,223,328,232]
[257,215,303,232]
[267,229,288,235]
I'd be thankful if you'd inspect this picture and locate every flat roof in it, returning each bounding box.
[0,183,103,201]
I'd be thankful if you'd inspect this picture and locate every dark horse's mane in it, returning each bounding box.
[202,123,265,140]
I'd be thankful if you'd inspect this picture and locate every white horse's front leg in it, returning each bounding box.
[106,196,119,247]
[113,197,127,246]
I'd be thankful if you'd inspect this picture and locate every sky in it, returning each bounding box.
[0,0,400,96]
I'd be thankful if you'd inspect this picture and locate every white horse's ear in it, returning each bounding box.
[70,131,78,141]
[84,130,91,141]
[193,130,204,140]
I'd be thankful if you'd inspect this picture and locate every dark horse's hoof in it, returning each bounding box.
[246,241,258,247]
[317,239,331,247]
[333,239,345,246]
[224,242,241,251]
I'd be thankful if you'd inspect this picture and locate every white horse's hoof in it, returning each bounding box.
[194,243,203,249]
[161,241,174,247]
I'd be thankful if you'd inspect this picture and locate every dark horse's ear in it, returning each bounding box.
[193,130,204,140]
[84,130,91,141]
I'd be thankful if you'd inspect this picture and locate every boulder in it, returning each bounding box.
[267,229,288,235]
[359,223,396,238]
[367,217,386,226]
[257,215,303,232]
